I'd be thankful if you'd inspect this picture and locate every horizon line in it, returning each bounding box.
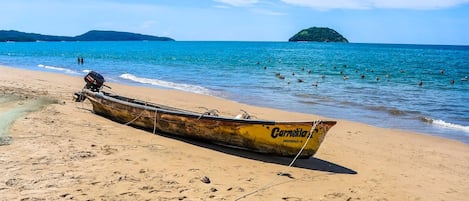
[2,40,468,47]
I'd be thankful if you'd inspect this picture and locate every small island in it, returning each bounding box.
[0,30,175,42]
[289,27,348,43]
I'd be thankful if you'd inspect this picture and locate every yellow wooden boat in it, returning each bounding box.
[75,71,336,158]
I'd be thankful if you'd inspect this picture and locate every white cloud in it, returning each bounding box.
[213,5,230,9]
[372,0,469,9]
[281,0,469,10]
[251,8,287,15]
[281,0,368,10]
[213,0,285,16]
[213,0,259,7]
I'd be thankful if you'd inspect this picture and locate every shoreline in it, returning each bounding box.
[2,41,468,145]
[1,65,469,200]
[10,63,469,145]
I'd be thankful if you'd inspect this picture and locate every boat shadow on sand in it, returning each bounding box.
[156,131,357,175]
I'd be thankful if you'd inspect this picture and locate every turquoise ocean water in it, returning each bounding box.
[1,41,468,143]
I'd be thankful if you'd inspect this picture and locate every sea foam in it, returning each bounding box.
[119,73,212,95]
[431,119,469,133]
[37,64,79,75]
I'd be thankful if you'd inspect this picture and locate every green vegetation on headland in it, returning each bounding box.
[289,27,348,43]
[0,30,175,42]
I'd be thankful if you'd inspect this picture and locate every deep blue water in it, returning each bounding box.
[1,41,468,143]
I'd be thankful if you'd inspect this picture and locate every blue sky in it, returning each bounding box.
[1,0,469,45]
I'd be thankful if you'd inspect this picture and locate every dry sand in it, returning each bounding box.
[1,65,468,201]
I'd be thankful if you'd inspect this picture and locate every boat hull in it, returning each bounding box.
[82,90,336,158]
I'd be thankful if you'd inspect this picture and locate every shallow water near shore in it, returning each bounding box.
[0,41,468,143]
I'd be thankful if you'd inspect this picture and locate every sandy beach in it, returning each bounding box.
[1,65,469,201]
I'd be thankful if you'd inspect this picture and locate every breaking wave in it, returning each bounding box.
[422,117,469,133]
[119,73,213,95]
[37,64,79,75]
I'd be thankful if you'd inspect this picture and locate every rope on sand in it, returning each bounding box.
[234,120,322,201]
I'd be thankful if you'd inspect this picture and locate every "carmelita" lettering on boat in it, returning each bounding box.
[271,127,309,138]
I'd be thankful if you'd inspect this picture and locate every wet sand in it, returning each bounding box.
[1,65,469,201]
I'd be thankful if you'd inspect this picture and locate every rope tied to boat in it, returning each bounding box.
[153,109,158,134]
[235,109,257,119]
[234,120,323,201]
[123,101,148,126]
[118,99,159,134]
[288,120,321,167]
[197,109,219,120]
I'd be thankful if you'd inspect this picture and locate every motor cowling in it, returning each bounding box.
[84,71,105,92]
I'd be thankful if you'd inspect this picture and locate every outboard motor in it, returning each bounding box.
[74,71,107,102]
[84,71,105,92]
